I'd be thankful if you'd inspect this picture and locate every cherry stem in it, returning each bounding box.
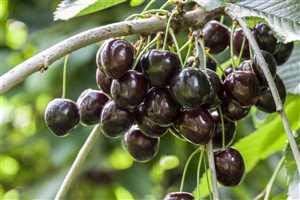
[163,11,176,50]
[217,106,226,149]
[184,39,193,66]
[237,36,246,65]
[207,142,220,200]
[61,55,69,99]
[203,151,213,200]
[169,28,183,66]
[197,149,204,198]
[230,22,237,68]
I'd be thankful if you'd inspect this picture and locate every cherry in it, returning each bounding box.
[178,108,215,145]
[44,98,80,137]
[233,29,250,59]
[221,93,250,121]
[111,70,148,109]
[204,69,223,107]
[221,67,234,80]
[123,126,159,162]
[203,20,230,54]
[100,101,133,138]
[163,192,195,200]
[214,148,245,186]
[256,76,286,113]
[143,88,180,127]
[96,68,112,95]
[238,60,253,72]
[273,42,294,65]
[140,49,181,87]
[98,39,134,79]
[77,89,109,126]
[224,70,260,106]
[170,67,211,108]
[253,23,277,53]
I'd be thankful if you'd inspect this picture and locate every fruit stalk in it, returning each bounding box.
[207,141,220,200]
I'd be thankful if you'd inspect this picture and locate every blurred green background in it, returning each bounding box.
[0,0,298,199]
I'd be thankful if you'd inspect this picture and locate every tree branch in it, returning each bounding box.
[0,7,224,94]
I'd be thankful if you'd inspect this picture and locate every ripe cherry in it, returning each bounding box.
[98,39,134,79]
[100,101,133,138]
[143,88,180,127]
[224,70,260,106]
[204,69,223,107]
[221,93,250,121]
[170,67,211,108]
[273,42,294,65]
[111,70,148,109]
[123,126,159,162]
[256,76,286,113]
[140,49,181,87]
[214,148,245,186]
[253,23,277,53]
[96,68,112,95]
[44,98,80,137]
[203,20,230,54]
[233,29,250,59]
[163,192,195,200]
[178,108,215,145]
[77,89,109,126]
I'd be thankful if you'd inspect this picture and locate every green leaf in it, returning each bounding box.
[193,0,224,11]
[130,0,145,7]
[159,155,180,170]
[226,0,300,42]
[54,0,127,21]
[284,134,300,184]
[195,95,300,198]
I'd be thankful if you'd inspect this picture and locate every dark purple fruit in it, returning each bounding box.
[143,88,180,127]
[253,23,277,53]
[214,148,245,186]
[224,70,260,106]
[178,108,215,145]
[273,42,294,65]
[77,89,109,126]
[170,67,211,108]
[204,69,223,107]
[100,101,133,138]
[256,76,286,113]
[203,20,230,54]
[140,50,180,87]
[44,98,80,137]
[111,70,148,109]
[207,57,217,71]
[233,29,250,59]
[98,39,134,79]
[96,68,112,95]
[221,93,250,121]
[163,192,195,200]
[221,67,234,80]
[123,126,159,162]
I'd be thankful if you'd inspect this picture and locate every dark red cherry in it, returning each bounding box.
[170,67,211,108]
[224,70,260,106]
[111,70,148,109]
[233,29,250,59]
[207,57,217,71]
[123,126,159,162]
[100,101,133,138]
[253,51,277,86]
[237,60,253,72]
[256,76,286,113]
[204,69,223,107]
[44,98,80,137]
[273,42,294,65]
[163,192,195,200]
[178,108,215,145]
[140,49,181,87]
[203,20,230,54]
[98,39,134,79]
[143,88,180,127]
[77,89,109,126]
[253,23,277,53]
[96,68,112,95]
[221,93,250,121]
[214,148,245,186]
[221,67,234,80]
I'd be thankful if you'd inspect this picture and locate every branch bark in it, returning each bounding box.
[0,7,223,94]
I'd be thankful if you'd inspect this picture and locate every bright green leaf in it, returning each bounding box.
[159,155,180,170]
[130,0,145,7]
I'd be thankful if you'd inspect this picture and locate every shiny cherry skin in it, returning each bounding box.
[100,101,133,138]
[221,93,250,121]
[233,29,250,59]
[214,148,245,186]
[143,88,180,127]
[140,49,181,87]
[123,126,159,162]
[77,89,109,126]
[256,76,286,113]
[111,70,148,109]
[178,108,215,145]
[203,20,230,54]
[163,192,195,200]
[273,42,294,65]
[253,23,277,53]
[96,68,112,95]
[44,98,80,137]
[170,67,211,108]
[224,70,260,106]
[98,39,134,79]
[204,69,223,107]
